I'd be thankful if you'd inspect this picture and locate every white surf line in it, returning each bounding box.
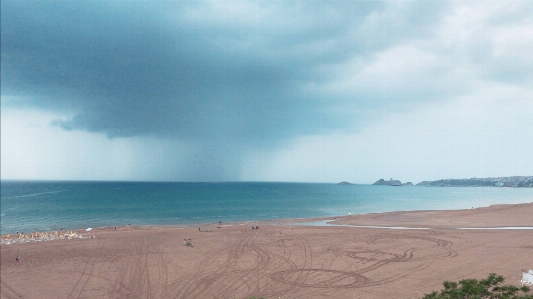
[344,225,429,230]
[1,190,68,199]
[343,225,533,230]
[289,220,533,230]
[456,227,533,230]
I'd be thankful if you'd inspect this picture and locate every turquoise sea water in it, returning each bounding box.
[1,180,532,234]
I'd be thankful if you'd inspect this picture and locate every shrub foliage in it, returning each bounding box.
[421,273,532,299]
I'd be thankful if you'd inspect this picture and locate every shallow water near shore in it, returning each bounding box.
[1,180,532,234]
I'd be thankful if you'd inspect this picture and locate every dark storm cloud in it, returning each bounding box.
[2,0,450,141]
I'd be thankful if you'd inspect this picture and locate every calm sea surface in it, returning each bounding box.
[1,181,532,234]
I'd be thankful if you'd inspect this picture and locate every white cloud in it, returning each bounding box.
[242,82,533,183]
[0,107,195,181]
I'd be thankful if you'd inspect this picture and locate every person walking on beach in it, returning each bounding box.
[16,256,20,262]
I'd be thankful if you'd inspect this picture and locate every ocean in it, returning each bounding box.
[1,180,532,234]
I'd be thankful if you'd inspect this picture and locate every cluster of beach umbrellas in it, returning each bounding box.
[1,230,86,245]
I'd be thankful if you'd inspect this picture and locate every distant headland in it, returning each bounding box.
[416,176,533,188]
[370,176,533,187]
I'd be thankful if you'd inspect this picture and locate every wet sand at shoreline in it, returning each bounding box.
[2,203,532,299]
[330,202,533,228]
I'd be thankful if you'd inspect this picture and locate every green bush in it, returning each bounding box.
[421,273,532,299]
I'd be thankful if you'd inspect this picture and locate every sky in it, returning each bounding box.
[1,0,532,183]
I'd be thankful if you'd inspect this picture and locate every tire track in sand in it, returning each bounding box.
[270,232,457,290]
[0,280,24,299]
[178,230,265,298]
[67,238,106,299]
[109,234,169,299]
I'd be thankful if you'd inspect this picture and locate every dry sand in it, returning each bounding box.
[1,203,532,299]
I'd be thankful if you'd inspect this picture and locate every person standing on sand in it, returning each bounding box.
[16,256,20,262]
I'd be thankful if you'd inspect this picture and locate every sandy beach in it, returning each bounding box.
[2,203,532,299]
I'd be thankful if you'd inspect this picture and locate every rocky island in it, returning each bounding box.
[372,178,402,186]
[371,179,414,186]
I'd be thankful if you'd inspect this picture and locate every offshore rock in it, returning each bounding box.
[372,179,402,186]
